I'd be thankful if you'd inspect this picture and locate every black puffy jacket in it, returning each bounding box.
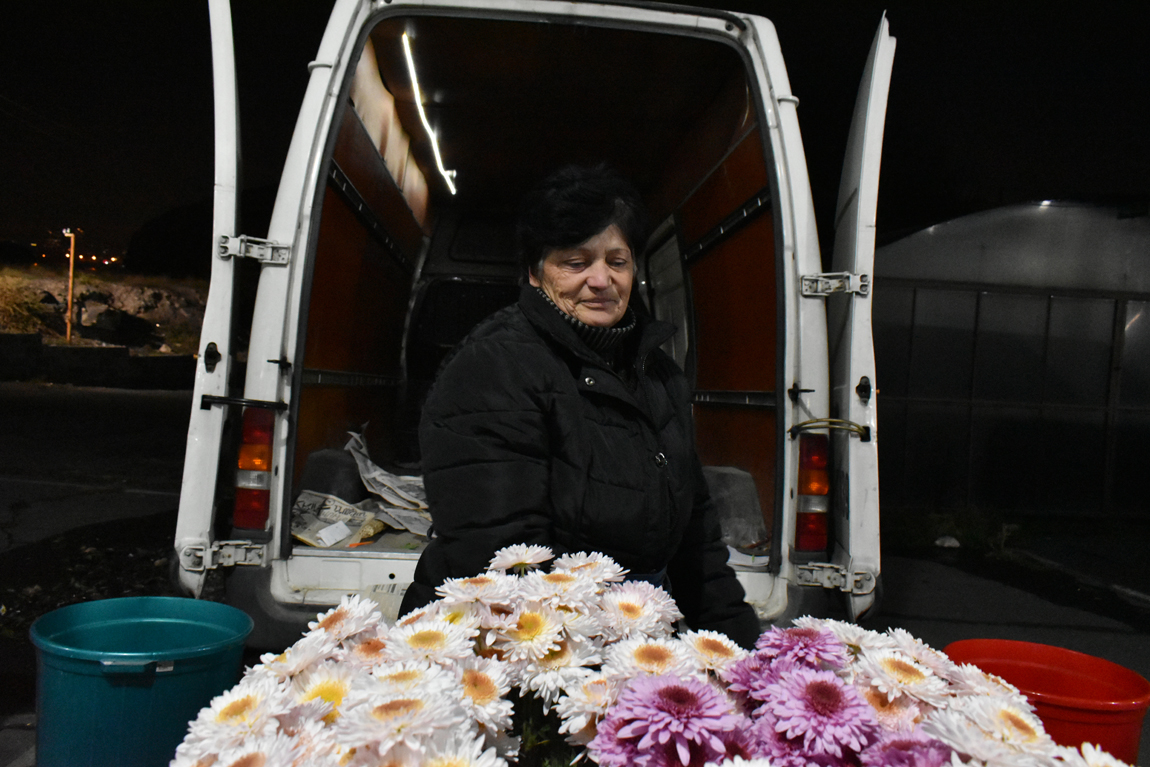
[400,286,761,648]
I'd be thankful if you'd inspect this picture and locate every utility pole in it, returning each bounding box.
[63,228,76,343]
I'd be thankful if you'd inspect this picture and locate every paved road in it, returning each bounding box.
[1,382,1148,766]
[0,382,189,553]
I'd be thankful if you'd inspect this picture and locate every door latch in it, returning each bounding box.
[800,272,870,297]
[795,563,876,594]
[218,235,290,266]
[179,540,266,572]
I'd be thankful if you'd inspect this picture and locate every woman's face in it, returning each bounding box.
[529,224,634,328]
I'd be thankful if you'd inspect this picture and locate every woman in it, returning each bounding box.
[399,164,761,648]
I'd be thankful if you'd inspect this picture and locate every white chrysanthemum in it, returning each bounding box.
[602,636,695,681]
[519,569,599,611]
[520,637,600,710]
[947,663,1029,703]
[858,684,923,732]
[709,757,778,767]
[182,674,287,751]
[887,627,959,679]
[308,593,382,641]
[251,630,340,682]
[337,626,392,670]
[552,551,628,587]
[491,602,565,662]
[291,659,371,724]
[923,695,1054,766]
[437,572,519,608]
[856,647,952,707]
[487,543,553,573]
[276,696,334,734]
[372,658,462,697]
[597,581,681,640]
[423,729,510,767]
[680,629,748,673]
[455,655,515,733]
[1078,743,1134,767]
[383,617,477,665]
[795,615,895,657]
[554,673,620,746]
[427,600,489,634]
[212,731,305,767]
[331,689,472,756]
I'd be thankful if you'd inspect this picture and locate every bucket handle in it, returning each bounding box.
[99,660,176,675]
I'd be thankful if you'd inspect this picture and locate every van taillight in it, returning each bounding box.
[795,433,829,551]
[234,407,274,529]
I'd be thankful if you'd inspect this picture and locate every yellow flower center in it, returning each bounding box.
[882,656,926,684]
[462,669,499,704]
[316,607,347,632]
[999,709,1040,741]
[227,754,266,767]
[383,670,421,687]
[635,644,673,669]
[514,612,548,641]
[216,694,257,724]
[407,630,447,650]
[543,572,577,586]
[353,637,387,660]
[373,698,423,721]
[618,602,643,620]
[302,678,350,724]
[425,758,468,767]
[540,641,573,669]
[695,637,734,660]
[463,576,494,588]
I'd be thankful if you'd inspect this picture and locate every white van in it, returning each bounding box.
[174,0,892,647]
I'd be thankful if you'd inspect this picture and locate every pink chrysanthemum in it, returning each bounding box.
[858,731,953,767]
[755,626,847,669]
[589,674,748,767]
[721,654,799,714]
[766,667,880,759]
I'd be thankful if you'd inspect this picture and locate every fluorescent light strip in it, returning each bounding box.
[402,33,456,195]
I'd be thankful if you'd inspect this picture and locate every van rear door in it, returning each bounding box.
[174,0,242,597]
[826,16,896,619]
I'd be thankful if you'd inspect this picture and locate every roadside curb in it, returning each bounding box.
[1002,547,1150,614]
[0,333,193,390]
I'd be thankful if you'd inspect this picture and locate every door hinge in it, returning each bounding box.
[179,540,266,572]
[796,563,876,594]
[218,235,290,266]
[800,272,870,297]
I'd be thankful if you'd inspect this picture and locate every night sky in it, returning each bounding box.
[2,1,1147,259]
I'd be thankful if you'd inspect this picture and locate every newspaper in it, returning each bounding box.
[291,489,432,547]
[344,432,427,510]
[291,490,378,548]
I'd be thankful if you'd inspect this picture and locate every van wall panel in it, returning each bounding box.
[333,107,428,251]
[302,186,408,375]
[694,405,776,531]
[690,214,777,393]
[678,130,767,247]
[294,386,400,485]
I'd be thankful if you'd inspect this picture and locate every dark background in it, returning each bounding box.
[2,1,1146,270]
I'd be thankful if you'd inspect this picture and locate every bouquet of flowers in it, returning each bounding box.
[171,546,1132,767]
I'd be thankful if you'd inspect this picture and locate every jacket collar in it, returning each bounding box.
[517,284,676,368]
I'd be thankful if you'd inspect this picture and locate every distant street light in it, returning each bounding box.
[63,228,76,343]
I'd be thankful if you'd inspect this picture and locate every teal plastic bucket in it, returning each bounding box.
[30,596,253,767]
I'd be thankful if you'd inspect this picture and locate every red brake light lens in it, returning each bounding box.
[234,407,274,530]
[798,433,829,496]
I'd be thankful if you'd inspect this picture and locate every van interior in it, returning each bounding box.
[284,12,783,561]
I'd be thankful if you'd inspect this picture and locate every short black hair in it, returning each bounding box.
[515,163,649,281]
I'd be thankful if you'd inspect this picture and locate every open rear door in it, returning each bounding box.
[827,16,895,620]
[174,0,241,597]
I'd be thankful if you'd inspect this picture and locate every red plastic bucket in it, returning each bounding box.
[945,639,1150,764]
